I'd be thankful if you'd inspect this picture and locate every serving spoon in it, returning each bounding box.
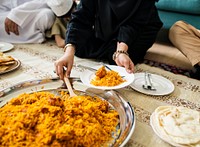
[63,68,77,97]
[64,76,77,97]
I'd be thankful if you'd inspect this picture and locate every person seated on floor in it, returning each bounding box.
[46,0,78,48]
[0,0,55,43]
[169,21,200,80]
[54,0,163,80]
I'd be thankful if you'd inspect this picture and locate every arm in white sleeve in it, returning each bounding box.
[7,0,50,27]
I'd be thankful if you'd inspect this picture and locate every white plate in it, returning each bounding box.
[0,42,14,52]
[130,73,174,95]
[80,65,134,90]
[150,113,180,147]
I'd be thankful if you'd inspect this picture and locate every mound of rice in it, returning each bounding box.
[91,66,126,86]
[0,91,119,147]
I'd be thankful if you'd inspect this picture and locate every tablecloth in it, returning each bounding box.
[0,41,199,147]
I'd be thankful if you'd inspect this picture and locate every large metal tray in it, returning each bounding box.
[0,77,135,147]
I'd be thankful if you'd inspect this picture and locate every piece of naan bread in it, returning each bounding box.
[0,52,15,63]
[0,52,16,72]
[150,112,183,147]
[0,65,10,72]
[151,106,200,147]
[0,60,15,66]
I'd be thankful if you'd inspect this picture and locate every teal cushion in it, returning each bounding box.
[156,0,200,14]
[158,10,200,29]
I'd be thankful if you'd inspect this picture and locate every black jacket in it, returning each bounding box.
[66,0,162,50]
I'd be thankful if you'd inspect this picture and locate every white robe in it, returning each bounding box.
[0,0,55,43]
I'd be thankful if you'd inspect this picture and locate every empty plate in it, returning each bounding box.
[0,42,14,52]
[130,73,174,95]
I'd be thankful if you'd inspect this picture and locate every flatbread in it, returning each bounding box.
[0,52,16,72]
[0,52,15,63]
[0,65,10,72]
[150,112,183,147]
[0,60,15,66]
[151,106,200,146]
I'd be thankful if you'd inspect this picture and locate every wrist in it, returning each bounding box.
[112,50,129,61]
[117,42,128,51]
[64,43,76,53]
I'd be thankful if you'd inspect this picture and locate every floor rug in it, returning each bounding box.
[143,59,191,77]
[1,42,200,147]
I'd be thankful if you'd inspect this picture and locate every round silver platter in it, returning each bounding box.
[0,77,135,147]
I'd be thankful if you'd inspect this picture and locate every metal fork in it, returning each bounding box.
[75,64,97,72]
[142,72,156,91]
[147,73,156,91]
[100,62,112,71]
[142,72,151,90]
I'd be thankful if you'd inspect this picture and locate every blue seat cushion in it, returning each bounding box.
[158,10,200,29]
[156,0,200,15]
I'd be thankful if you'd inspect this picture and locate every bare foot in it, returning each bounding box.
[55,35,65,48]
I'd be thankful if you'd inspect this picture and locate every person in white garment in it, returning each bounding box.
[46,0,77,48]
[0,0,55,43]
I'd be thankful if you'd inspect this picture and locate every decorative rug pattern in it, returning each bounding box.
[143,59,191,77]
[0,41,200,147]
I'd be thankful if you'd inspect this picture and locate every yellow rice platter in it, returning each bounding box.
[0,78,135,147]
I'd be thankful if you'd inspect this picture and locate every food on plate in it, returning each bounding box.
[0,52,15,63]
[95,66,107,78]
[0,52,16,72]
[150,106,200,147]
[0,91,119,147]
[91,66,126,86]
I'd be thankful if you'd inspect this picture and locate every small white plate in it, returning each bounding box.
[80,65,134,90]
[130,73,174,95]
[150,113,180,147]
[0,42,14,52]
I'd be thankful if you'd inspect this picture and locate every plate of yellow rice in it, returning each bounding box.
[80,65,134,90]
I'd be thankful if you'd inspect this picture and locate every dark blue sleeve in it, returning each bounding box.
[65,0,95,48]
[117,0,158,46]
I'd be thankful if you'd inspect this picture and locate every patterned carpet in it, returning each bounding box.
[143,59,191,77]
[1,42,200,147]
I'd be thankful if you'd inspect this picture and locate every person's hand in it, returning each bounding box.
[114,42,134,73]
[4,17,19,35]
[114,53,134,73]
[54,47,75,80]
